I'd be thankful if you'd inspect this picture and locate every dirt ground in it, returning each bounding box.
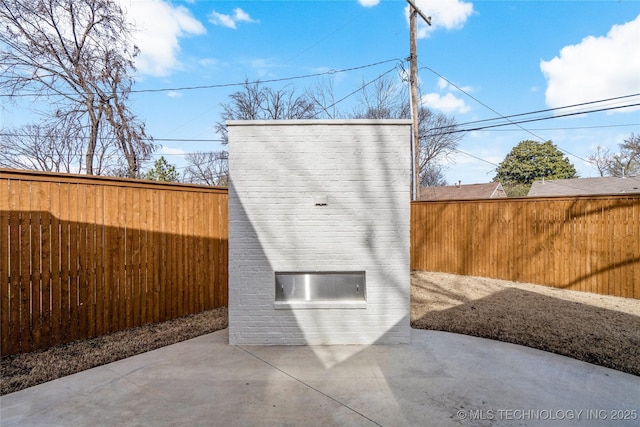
[411,271,640,377]
[2,272,639,395]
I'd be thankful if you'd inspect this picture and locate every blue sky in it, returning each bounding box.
[4,0,640,184]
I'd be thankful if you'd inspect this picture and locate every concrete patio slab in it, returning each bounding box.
[1,329,638,426]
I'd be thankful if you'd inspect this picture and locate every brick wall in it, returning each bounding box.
[228,120,411,345]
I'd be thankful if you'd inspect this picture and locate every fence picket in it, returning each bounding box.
[0,178,10,355]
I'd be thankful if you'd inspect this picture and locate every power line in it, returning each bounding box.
[154,138,223,142]
[452,148,500,167]
[1,58,402,98]
[447,93,640,128]
[133,58,401,94]
[427,103,640,136]
[472,123,639,132]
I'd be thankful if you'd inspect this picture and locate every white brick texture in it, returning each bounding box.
[228,120,412,345]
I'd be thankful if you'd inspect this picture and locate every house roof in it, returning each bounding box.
[418,182,507,201]
[527,176,640,197]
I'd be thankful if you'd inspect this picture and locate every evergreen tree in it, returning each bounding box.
[494,140,577,196]
[145,157,179,182]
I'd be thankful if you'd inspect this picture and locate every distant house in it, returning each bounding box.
[527,177,640,197]
[418,182,507,201]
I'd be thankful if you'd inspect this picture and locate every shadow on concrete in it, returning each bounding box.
[411,286,640,377]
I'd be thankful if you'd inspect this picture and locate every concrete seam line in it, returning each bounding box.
[237,346,384,427]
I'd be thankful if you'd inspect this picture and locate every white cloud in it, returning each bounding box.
[198,58,218,68]
[540,14,640,112]
[209,8,257,29]
[247,58,280,78]
[436,77,473,93]
[161,146,186,155]
[209,12,236,29]
[233,8,257,24]
[167,91,181,98]
[421,92,470,114]
[119,0,206,77]
[406,0,474,39]
[358,0,380,7]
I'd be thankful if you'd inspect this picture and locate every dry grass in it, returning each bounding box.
[411,271,640,377]
[1,307,227,396]
[3,272,639,396]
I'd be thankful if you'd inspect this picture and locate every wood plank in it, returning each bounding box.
[0,177,11,355]
[597,199,606,295]
[153,190,167,322]
[6,178,22,355]
[586,199,597,294]
[177,190,185,317]
[18,181,32,353]
[529,200,536,283]
[162,190,170,320]
[632,199,640,299]
[603,201,612,296]
[203,195,219,309]
[123,187,132,328]
[29,182,44,350]
[171,190,180,318]
[94,184,105,336]
[220,192,229,307]
[104,185,117,333]
[178,190,186,317]
[612,199,622,297]
[584,198,599,295]
[202,192,211,310]
[191,192,199,311]
[140,187,151,325]
[570,200,579,290]
[68,182,80,342]
[117,187,127,330]
[621,199,632,298]
[38,181,52,350]
[48,183,62,348]
[77,184,89,340]
[131,187,141,327]
[84,184,97,338]
[186,190,195,314]
[212,194,221,308]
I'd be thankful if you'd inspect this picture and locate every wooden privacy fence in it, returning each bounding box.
[411,195,640,299]
[1,169,228,356]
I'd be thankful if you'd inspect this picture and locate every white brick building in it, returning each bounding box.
[228,120,411,345]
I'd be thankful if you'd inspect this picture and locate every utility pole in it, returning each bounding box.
[407,0,431,200]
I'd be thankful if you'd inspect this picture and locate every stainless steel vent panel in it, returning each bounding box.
[275,272,366,302]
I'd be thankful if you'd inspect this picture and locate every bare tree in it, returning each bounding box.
[215,80,316,144]
[0,117,124,173]
[183,151,229,186]
[589,133,640,177]
[416,107,460,180]
[305,78,344,119]
[0,0,155,176]
[0,123,84,172]
[350,75,462,186]
[588,146,614,177]
[419,163,447,187]
[352,76,405,120]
